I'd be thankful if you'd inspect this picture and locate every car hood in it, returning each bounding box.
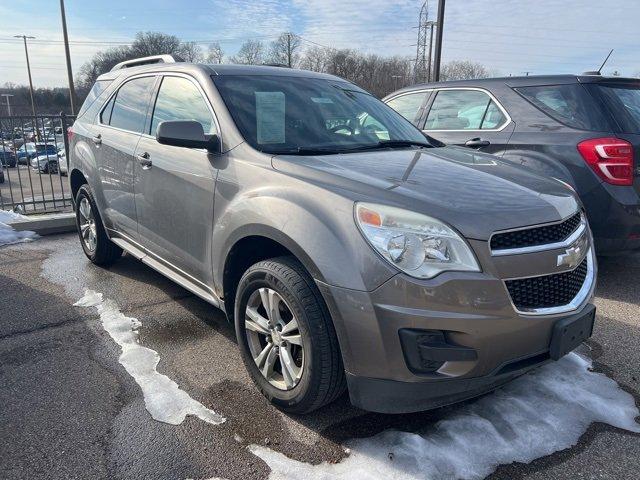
[272,146,579,240]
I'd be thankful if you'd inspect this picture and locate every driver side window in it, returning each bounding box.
[150,76,216,137]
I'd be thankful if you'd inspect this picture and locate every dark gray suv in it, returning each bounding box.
[384,75,640,255]
[68,56,596,414]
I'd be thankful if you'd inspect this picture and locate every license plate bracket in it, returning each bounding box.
[550,304,596,360]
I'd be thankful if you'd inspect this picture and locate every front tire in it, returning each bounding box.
[235,257,346,414]
[75,184,122,266]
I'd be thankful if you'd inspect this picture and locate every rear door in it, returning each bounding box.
[384,90,432,126]
[95,74,157,242]
[419,87,515,155]
[134,74,219,285]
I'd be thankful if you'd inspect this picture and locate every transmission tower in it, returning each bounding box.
[414,1,429,83]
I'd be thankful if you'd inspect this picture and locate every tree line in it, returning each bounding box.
[2,31,495,115]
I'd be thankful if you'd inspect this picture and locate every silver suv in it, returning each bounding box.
[68,56,597,414]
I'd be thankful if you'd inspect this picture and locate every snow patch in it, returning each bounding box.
[0,210,37,247]
[250,353,640,480]
[75,289,225,426]
[73,290,103,307]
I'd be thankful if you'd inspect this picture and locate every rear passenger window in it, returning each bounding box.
[425,89,507,130]
[386,92,428,124]
[516,84,610,131]
[100,94,116,125]
[150,76,215,136]
[78,79,112,118]
[106,76,156,133]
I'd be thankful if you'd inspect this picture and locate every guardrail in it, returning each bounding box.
[0,113,75,213]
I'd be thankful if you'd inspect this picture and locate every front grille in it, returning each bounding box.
[505,257,588,310]
[491,212,582,251]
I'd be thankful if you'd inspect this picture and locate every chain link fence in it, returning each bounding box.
[0,114,75,214]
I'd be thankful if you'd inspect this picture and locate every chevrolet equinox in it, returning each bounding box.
[68,56,597,414]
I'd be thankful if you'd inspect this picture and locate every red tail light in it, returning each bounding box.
[67,127,74,144]
[577,137,634,186]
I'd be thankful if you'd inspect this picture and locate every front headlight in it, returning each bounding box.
[355,203,480,279]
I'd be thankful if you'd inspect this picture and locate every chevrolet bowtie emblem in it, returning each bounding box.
[557,244,583,269]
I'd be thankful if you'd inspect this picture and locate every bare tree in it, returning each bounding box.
[179,41,204,62]
[206,42,225,64]
[440,60,491,81]
[299,46,329,72]
[268,32,301,67]
[76,32,204,89]
[230,40,265,65]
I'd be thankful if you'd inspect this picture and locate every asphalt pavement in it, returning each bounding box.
[1,234,639,480]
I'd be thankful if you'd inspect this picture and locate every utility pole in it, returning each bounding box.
[14,34,37,118]
[432,0,446,82]
[1,94,13,116]
[426,22,435,82]
[286,33,292,68]
[59,0,77,114]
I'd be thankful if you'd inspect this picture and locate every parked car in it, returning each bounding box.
[2,135,25,149]
[16,142,57,164]
[57,150,68,176]
[31,152,59,174]
[384,75,640,255]
[0,148,17,168]
[69,57,596,414]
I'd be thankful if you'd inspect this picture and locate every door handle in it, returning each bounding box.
[137,152,152,169]
[465,138,490,149]
[92,134,102,145]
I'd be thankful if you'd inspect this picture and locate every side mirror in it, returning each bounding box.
[156,120,220,153]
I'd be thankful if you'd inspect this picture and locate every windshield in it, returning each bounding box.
[212,75,432,154]
[591,84,640,133]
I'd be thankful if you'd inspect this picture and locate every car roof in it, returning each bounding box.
[97,62,343,83]
[388,74,640,96]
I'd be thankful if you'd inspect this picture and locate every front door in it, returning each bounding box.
[134,74,219,285]
[95,75,157,241]
[420,88,515,155]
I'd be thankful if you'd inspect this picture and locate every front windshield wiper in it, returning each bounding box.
[345,139,433,152]
[273,140,433,156]
[295,146,344,155]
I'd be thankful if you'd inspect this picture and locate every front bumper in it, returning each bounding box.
[317,238,596,414]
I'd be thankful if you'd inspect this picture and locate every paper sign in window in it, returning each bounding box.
[256,91,285,144]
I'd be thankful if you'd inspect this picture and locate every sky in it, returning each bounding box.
[1,0,639,88]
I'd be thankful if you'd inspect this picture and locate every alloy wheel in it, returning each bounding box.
[78,197,97,252]
[244,287,304,390]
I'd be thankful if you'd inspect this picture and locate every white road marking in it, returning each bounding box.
[75,289,225,426]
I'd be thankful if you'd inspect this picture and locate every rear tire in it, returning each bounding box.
[235,256,346,414]
[75,184,122,266]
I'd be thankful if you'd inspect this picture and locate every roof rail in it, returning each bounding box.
[111,54,176,72]
[262,63,291,68]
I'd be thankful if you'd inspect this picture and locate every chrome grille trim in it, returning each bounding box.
[490,211,586,256]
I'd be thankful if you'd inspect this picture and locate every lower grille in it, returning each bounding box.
[505,257,589,311]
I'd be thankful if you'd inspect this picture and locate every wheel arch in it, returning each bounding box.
[219,225,327,320]
[70,168,88,204]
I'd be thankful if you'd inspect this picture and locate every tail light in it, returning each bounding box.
[67,126,74,144]
[577,137,634,186]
